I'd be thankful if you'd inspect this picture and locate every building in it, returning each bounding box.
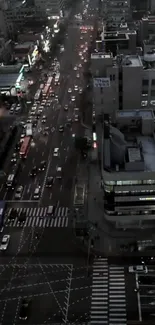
[13,42,39,66]
[34,0,65,18]
[3,1,46,37]
[0,38,12,63]
[0,63,25,95]
[106,0,131,29]
[102,110,155,229]
[96,28,137,56]
[91,51,155,118]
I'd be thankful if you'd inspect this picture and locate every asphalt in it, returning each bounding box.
[0,0,96,213]
[0,0,100,323]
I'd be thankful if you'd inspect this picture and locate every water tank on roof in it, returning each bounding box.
[144,50,155,62]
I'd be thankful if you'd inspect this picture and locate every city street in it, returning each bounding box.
[0,0,96,212]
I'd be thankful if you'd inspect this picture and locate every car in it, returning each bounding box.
[33,186,41,199]
[59,125,64,132]
[74,107,79,112]
[74,66,78,71]
[79,87,83,94]
[66,118,72,126]
[46,176,54,187]
[15,186,23,199]
[71,96,76,102]
[42,118,46,123]
[53,148,59,157]
[74,85,78,91]
[38,161,46,171]
[56,166,62,179]
[76,73,80,78]
[30,166,38,177]
[64,105,68,111]
[78,63,82,68]
[11,153,17,163]
[68,88,72,93]
[128,265,148,273]
[19,298,31,320]
[0,235,10,250]
[10,107,15,114]
[15,106,21,113]
[74,115,79,122]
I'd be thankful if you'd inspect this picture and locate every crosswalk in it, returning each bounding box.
[90,257,127,325]
[90,257,108,324]
[109,265,127,325]
[4,206,69,228]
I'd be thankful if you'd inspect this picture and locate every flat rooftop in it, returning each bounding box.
[14,42,34,50]
[0,74,19,89]
[117,110,154,119]
[103,110,155,172]
[122,55,143,67]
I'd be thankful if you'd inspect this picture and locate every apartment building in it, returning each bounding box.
[97,29,137,56]
[102,110,155,229]
[34,0,65,18]
[106,0,131,29]
[91,51,155,118]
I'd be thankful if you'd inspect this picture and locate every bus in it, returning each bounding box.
[74,184,85,206]
[20,136,31,158]
[40,84,44,89]
[47,77,53,86]
[55,73,60,85]
[34,89,42,101]
[42,84,50,97]
[26,123,33,136]
[0,201,6,228]
[7,160,21,188]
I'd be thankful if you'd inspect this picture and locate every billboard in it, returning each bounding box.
[93,77,110,88]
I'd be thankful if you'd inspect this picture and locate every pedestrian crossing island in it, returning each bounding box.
[4,206,69,228]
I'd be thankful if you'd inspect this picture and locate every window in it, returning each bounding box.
[113,74,115,81]
[152,79,155,86]
[100,87,103,94]
[151,90,155,97]
[142,79,149,86]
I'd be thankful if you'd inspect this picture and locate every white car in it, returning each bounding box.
[53,148,59,157]
[128,265,148,273]
[79,87,83,94]
[74,85,78,91]
[74,66,78,71]
[56,166,62,179]
[74,115,79,122]
[68,88,72,93]
[0,235,10,250]
[15,186,23,199]
[33,186,41,199]
[71,96,76,102]
[76,73,80,78]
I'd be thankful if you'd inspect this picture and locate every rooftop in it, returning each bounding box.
[103,110,155,173]
[14,41,34,50]
[122,55,143,67]
[0,74,19,89]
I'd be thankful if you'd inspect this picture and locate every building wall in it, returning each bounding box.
[122,63,143,110]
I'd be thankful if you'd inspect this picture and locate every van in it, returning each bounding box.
[47,206,56,217]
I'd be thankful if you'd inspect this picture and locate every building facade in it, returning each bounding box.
[102,110,155,229]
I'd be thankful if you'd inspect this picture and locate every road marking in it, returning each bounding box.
[63,264,73,323]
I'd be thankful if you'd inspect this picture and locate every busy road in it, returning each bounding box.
[0,0,96,218]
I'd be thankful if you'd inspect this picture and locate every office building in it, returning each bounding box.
[102,110,155,229]
[34,0,66,18]
[91,51,155,118]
